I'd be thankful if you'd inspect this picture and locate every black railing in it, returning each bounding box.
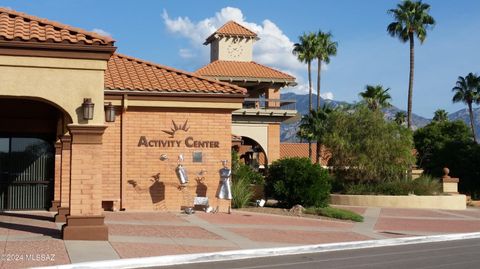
[242,98,296,110]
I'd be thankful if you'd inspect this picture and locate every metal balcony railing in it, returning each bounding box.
[242,98,296,110]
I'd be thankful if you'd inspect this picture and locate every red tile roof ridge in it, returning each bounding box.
[109,53,247,94]
[0,7,114,45]
[215,20,257,37]
[204,20,258,44]
[195,60,295,81]
[248,61,295,80]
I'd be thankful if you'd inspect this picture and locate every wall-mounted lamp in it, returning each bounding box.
[82,98,94,120]
[104,102,116,122]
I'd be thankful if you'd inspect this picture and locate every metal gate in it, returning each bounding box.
[0,137,54,210]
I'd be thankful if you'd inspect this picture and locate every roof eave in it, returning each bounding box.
[0,40,116,60]
[199,76,297,86]
[204,34,258,45]
[104,89,247,99]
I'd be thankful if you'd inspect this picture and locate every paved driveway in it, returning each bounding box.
[0,206,479,268]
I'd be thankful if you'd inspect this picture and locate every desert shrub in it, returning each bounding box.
[325,106,415,183]
[230,151,264,208]
[265,157,331,207]
[231,174,253,209]
[342,180,411,195]
[235,164,265,185]
[338,175,441,196]
[411,175,442,195]
[304,207,364,222]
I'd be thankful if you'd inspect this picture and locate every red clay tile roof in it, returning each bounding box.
[105,54,247,95]
[0,7,114,46]
[214,21,257,37]
[280,143,331,166]
[195,61,295,81]
[205,21,257,44]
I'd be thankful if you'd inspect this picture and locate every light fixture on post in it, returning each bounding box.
[104,102,116,122]
[82,98,94,120]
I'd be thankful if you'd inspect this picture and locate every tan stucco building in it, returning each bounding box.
[0,8,246,240]
[195,21,297,169]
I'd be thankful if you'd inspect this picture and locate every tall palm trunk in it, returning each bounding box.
[468,102,478,143]
[316,59,322,164]
[317,59,321,110]
[407,32,414,129]
[307,61,312,160]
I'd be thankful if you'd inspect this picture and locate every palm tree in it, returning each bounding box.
[387,0,435,129]
[394,111,406,125]
[313,31,337,161]
[452,73,480,143]
[432,109,448,122]
[314,31,337,110]
[293,32,317,159]
[359,85,392,111]
[297,104,335,164]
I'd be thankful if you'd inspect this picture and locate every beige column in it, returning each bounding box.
[55,135,71,222]
[49,141,62,212]
[62,125,108,240]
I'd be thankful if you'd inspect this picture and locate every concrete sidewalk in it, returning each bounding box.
[0,206,479,268]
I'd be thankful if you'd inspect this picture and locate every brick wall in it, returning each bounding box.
[102,107,232,212]
[53,141,62,202]
[268,123,280,163]
[102,108,121,202]
[60,136,71,208]
[69,126,105,216]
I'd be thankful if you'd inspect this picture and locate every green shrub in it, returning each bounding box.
[235,164,265,185]
[231,174,253,209]
[325,106,415,183]
[411,175,442,195]
[230,151,264,208]
[337,175,442,196]
[376,181,412,195]
[414,120,480,196]
[342,180,411,195]
[304,207,364,222]
[265,157,331,207]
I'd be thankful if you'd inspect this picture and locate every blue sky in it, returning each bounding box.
[3,0,480,118]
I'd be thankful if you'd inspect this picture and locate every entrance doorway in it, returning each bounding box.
[0,98,67,211]
[0,136,54,210]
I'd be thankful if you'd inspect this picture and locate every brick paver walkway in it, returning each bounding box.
[0,206,478,268]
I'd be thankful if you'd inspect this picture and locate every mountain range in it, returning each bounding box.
[280,92,480,142]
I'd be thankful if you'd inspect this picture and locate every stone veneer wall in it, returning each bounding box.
[102,107,232,211]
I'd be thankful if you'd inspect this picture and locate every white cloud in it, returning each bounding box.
[162,7,310,74]
[321,92,334,100]
[91,28,112,37]
[179,48,194,59]
[162,6,336,99]
[283,83,334,100]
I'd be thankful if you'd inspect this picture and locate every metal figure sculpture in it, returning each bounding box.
[217,160,232,200]
[176,154,188,185]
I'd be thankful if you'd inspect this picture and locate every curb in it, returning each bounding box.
[36,232,480,269]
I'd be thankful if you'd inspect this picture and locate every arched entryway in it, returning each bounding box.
[0,98,69,210]
[232,136,268,173]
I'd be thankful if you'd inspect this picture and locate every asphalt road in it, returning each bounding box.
[152,238,480,269]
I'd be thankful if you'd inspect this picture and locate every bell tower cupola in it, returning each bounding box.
[204,21,258,62]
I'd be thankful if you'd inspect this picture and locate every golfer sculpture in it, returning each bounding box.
[217,160,232,200]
